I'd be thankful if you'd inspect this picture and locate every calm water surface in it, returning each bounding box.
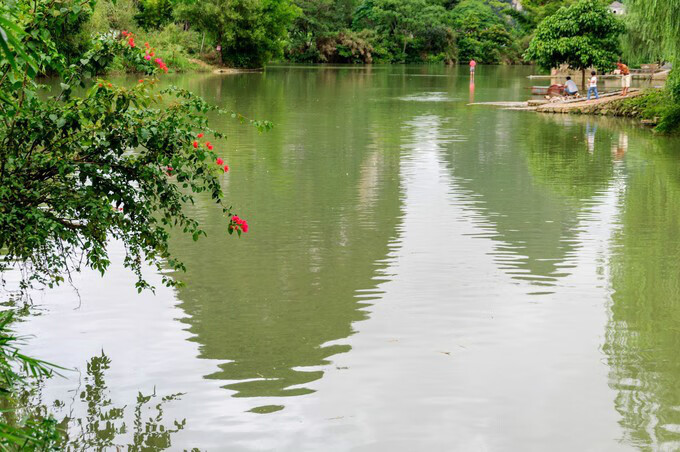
[16,65,680,451]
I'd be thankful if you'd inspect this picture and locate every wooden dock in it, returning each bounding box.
[535,89,642,114]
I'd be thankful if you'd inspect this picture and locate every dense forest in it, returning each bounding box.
[53,0,583,69]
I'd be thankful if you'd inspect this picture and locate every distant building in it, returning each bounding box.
[609,1,626,15]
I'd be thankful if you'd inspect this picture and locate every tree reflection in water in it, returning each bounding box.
[604,132,680,451]
[50,352,188,451]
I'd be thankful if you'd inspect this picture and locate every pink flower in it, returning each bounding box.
[155,58,162,64]
[216,157,224,165]
[144,54,151,61]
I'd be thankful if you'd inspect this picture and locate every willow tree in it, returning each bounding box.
[524,0,624,88]
[625,0,680,132]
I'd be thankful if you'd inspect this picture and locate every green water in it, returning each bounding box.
[18,65,680,450]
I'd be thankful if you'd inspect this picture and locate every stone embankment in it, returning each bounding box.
[535,89,643,114]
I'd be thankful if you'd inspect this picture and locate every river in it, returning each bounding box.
[14,65,680,451]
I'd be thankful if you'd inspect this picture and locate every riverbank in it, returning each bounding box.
[536,89,676,130]
[471,88,676,132]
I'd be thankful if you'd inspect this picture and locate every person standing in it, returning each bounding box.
[617,62,631,96]
[587,71,599,100]
[469,59,476,76]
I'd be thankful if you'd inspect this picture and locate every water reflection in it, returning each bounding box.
[10,352,188,450]
[17,65,680,449]
[440,110,607,290]
[604,132,680,450]
[586,121,597,154]
[167,69,405,404]
[613,131,628,160]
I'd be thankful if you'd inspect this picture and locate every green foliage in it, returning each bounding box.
[285,0,357,62]
[43,0,96,68]
[0,312,63,450]
[135,0,174,30]
[625,0,680,132]
[1,0,269,291]
[616,89,673,121]
[352,0,457,63]
[0,0,271,440]
[450,0,514,63]
[524,0,624,73]
[517,0,578,30]
[86,0,138,34]
[624,0,680,66]
[178,0,300,68]
[315,30,376,63]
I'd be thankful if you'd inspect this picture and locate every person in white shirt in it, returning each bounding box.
[587,71,599,100]
[565,76,579,96]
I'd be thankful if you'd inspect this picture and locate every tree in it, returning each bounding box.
[286,0,357,61]
[524,0,624,88]
[177,0,299,68]
[624,0,680,133]
[450,0,514,64]
[0,0,267,295]
[0,0,268,445]
[134,0,174,30]
[352,0,457,63]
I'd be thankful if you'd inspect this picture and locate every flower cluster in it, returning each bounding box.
[230,216,249,234]
[154,57,168,73]
[192,133,229,173]
[121,30,135,48]
[119,31,168,73]
[190,133,243,232]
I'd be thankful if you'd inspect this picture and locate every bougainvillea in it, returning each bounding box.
[0,0,267,295]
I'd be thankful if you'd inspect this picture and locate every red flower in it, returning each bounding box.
[231,215,249,233]
[145,42,150,48]
[98,83,103,87]
[193,141,199,148]
[107,83,112,88]
[150,51,155,56]
[216,157,224,165]
[138,79,144,83]
[197,133,204,138]
[166,166,174,175]
[207,144,213,150]
[223,165,229,172]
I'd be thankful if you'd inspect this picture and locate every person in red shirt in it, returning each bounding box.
[617,62,631,96]
[469,59,476,76]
